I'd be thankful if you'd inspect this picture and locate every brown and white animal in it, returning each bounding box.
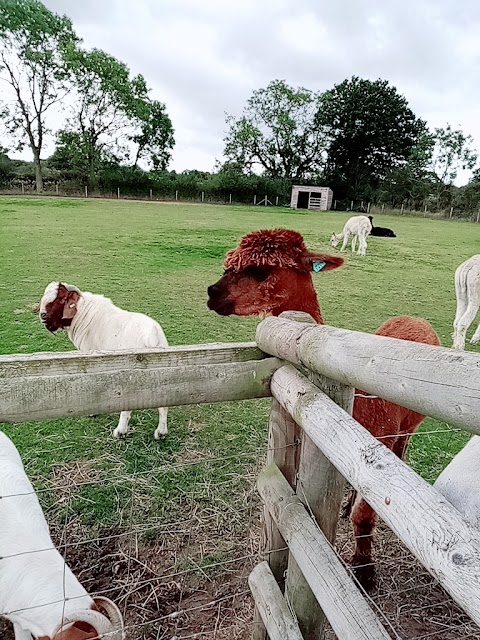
[39,282,169,439]
[207,228,440,590]
[330,215,372,256]
[0,430,124,640]
[452,255,480,350]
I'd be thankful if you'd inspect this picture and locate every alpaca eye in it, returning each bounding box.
[244,266,272,282]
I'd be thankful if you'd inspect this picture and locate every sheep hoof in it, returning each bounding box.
[470,336,479,345]
[113,429,126,439]
[351,560,376,592]
[154,431,168,440]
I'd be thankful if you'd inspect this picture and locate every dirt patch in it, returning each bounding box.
[0,521,254,639]
[325,512,480,640]
[1,484,479,639]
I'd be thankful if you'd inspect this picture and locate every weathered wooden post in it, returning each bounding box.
[252,315,303,640]
[254,312,354,640]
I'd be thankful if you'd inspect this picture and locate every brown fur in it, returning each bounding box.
[207,228,440,591]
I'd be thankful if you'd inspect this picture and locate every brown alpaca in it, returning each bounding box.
[207,228,440,591]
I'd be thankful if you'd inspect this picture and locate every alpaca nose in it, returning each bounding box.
[207,283,219,297]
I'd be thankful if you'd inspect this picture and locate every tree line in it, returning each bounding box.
[2,0,480,215]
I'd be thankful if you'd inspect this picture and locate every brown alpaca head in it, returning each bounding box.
[207,229,344,323]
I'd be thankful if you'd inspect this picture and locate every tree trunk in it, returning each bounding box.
[32,149,43,193]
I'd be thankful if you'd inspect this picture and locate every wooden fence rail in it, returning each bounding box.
[256,316,480,433]
[0,343,280,422]
[270,363,480,627]
[250,312,480,640]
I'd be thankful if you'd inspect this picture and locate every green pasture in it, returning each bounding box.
[0,196,478,533]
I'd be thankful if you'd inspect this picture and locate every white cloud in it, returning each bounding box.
[11,0,480,182]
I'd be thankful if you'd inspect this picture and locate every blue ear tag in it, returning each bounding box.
[312,261,326,272]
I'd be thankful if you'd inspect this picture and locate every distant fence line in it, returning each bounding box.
[1,185,479,222]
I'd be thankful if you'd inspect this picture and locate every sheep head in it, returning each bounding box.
[39,282,81,333]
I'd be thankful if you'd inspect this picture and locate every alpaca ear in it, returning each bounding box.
[306,253,344,273]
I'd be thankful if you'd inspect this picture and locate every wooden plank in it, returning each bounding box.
[249,562,304,640]
[277,311,355,639]
[0,343,266,378]
[256,316,480,433]
[285,374,354,640]
[0,358,280,423]
[258,464,392,640]
[252,399,300,640]
[271,364,480,627]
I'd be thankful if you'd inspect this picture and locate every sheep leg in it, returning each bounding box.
[350,494,377,591]
[154,407,169,439]
[340,233,349,252]
[359,234,367,256]
[351,234,357,254]
[453,301,479,350]
[471,322,480,345]
[13,623,32,640]
[452,294,468,349]
[113,411,132,438]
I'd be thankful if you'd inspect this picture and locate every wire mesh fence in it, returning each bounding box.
[0,417,478,639]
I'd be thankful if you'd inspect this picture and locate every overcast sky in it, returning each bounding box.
[38,1,480,182]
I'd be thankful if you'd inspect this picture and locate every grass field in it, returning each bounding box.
[1,196,479,637]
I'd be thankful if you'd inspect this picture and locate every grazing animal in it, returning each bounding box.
[368,216,396,237]
[207,228,440,590]
[452,255,480,350]
[0,431,124,640]
[330,215,372,256]
[39,282,169,439]
[434,435,480,527]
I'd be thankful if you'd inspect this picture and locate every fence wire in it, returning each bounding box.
[0,422,477,639]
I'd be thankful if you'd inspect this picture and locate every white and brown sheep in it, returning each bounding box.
[39,282,169,439]
[0,430,124,640]
[330,215,372,256]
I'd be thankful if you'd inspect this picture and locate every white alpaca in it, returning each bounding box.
[434,435,480,528]
[0,431,123,639]
[330,215,372,256]
[39,282,169,439]
[452,255,480,350]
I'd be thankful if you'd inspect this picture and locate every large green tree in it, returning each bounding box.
[379,132,436,206]
[317,76,427,200]
[0,0,77,192]
[130,99,174,171]
[223,79,326,180]
[431,124,477,189]
[61,47,174,186]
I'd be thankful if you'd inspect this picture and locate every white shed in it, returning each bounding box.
[290,185,333,211]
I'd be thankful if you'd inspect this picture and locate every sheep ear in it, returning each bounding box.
[62,290,80,320]
[307,253,344,273]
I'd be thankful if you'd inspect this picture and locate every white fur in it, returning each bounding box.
[0,431,93,638]
[330,215,372,256]
[40,283,169,439]
[434,435,480,527]
[452,255,480,350]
